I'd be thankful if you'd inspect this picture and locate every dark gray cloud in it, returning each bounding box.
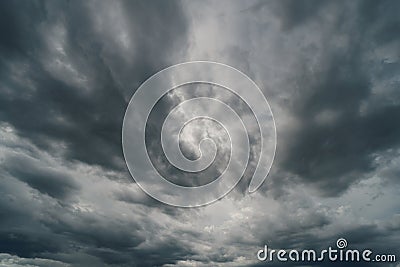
[0,0,188,171]
[3,153,79,200]
[275,0,400,196]
[0,0,399,266]
[0,0,194,266]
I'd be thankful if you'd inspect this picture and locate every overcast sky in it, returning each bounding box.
[0,0,399,266]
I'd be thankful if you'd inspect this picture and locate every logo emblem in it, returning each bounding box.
[122,61,276,207]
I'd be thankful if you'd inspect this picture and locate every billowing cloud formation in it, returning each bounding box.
[0,0,399,266]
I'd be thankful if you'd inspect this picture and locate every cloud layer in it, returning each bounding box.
[0,0,399,266]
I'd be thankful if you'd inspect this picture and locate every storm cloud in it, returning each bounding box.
[0,0,399,266]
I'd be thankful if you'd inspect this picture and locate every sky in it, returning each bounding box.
[0,0,399,266]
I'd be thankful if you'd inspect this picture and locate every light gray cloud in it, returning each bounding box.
[0,253,68,267]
